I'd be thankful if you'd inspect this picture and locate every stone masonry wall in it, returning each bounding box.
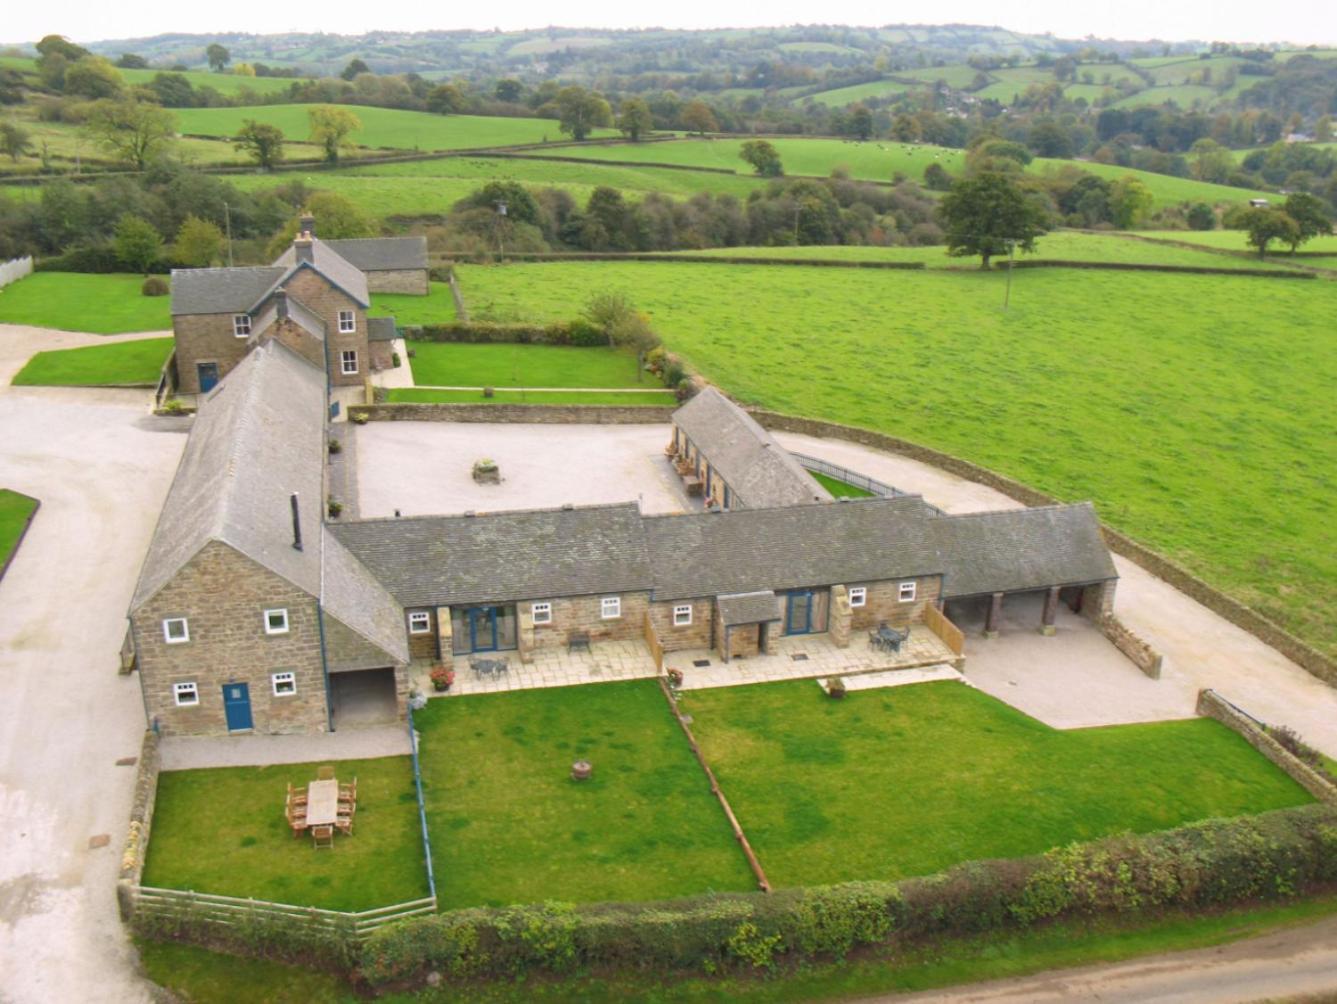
[134,541,328,737]
[369,340,395,372]
[528,592,651,651]
[115,729,160,921]
[1099,615,1164,679]
[353,403,677,424]
[285,269,368,389]
[848,576,941,633]
[366,269,429,295]
[649,598,714,652]
[407,607,438,661]
[173,313,251,395]
[261,316,327,373]
[1197,689,1337,804]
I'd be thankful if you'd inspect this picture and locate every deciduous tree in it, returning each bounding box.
[1243,207,1299,257]
[617,98,653,142]
[307,105,361,164]
[1282,192,1332,252]
[64,57,124,99]
[206,43,230,72]
[1108,175,1154,229]
[0,121,34,163]
[174,215,224,266]
[83,98,176,171]
[264,191,377,258]
[679,99,718,135]
[556,86,612,141]
[341,58,370,81]
[848,104,873,141]
[234,119,285,169]
[114,213,163,273]
[937,172,1048,268]
[739,139,783,177]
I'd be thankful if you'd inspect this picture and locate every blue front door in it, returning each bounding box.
[785,591,814,635]
[468,607,499,652]
[223,682,253,731]
[197,362,220,392]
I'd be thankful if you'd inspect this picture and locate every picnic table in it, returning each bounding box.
[305,779,340,827]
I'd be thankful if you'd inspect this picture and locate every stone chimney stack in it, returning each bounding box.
[299,213,315,238]
[293,213,316,263]
[273,288,288,320]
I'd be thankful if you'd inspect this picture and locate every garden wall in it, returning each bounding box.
[356,804,1337,988]
[351,403,675,424]
[750,410,1337,688]
[116,729,160,922]
[1000,259,1313,279]
[1099,615,1163,679]
[1196,690,1337,805]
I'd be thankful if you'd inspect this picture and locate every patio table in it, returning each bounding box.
[306,779,340,827]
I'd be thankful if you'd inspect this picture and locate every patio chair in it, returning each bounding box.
[287,805,308,837]
[335,813,354,836]
[338,776,357,802]
[286,782,308,806]
[316,765,335,781]
[469,657,491,677]
[311,824,334,849]
[568,631,591,655]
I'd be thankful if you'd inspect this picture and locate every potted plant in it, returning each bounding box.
[666,667,684,688]
[430,666,455,692]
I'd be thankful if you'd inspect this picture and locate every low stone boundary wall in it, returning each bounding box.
[1100,615,1164,679]
[1001,259,1314,279]
[350,403,676,424]
[434,251,928,270]
[750,410,1337,688]
[116,729,161,921]
[1197,690,1337,804]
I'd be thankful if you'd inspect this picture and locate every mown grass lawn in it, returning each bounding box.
[12,337,173,386]
[369,282,456,326]
[0,490,38,569]
[415,680,754,909]
[680,681,1313,889]
[386,388,677,405]
[405,341,646,388]
[141,757,427,911]
[810,471,875,498]
[0,273,171,333]
[456,260,1337,659]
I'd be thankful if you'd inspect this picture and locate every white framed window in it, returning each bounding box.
[848,586,867,608]
[673,604,693,627]
[600,596,621,620]
[340,350,358,375]
[408,611,431,634]
[232,314,251,338]
[264,608,289,635]
[272,671,297,697]
[531,602,552,625]
[899,581,917,603]
[173,681,199,706]
[163,618,189,644]
[337,310,356,333]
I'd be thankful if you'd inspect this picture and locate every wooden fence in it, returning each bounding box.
[923,604,965,656]
[643,612,665,672]
[132,886,437,938]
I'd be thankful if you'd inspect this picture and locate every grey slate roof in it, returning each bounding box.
[673,388,826,509]
[171,266,286,316]
[272,238,370,307]
[130,340,326,610]
[717,591,782,626]
[367,317,398,342]
[644,496,945,602]
[935,503,1117,599]
[329,503,653,609]
[325,237,427,272]
[322,530,411,665]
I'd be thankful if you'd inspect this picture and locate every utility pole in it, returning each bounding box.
[495,199,507,260]
[792,203,801,245]
[223,202,234,267]
[1002,238,1016,310]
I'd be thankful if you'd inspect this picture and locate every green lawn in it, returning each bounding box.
[1134,230,1337,259]
[141,757,428,911]
[370,283,456,326]
[543,138,1273,207]
[0,273,171,333]
[810,471,875,498]
[0,490,38,570]
[680,681,1313,889]
[12,337,172,386]
[405,341,646,388]
[175,105,615,151]
[386,388,677,405]
[415,681,755,909]
[0,56,303,96]
[454,260,1337,659]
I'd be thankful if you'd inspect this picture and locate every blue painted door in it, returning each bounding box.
[468,607,499,652]
[785,591,814,635]
[197,362,220,392]
[223,682,253,731]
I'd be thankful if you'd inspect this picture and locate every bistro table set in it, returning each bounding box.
[285,767,357,848]
[469,656,509,678]
[869,623,911,654]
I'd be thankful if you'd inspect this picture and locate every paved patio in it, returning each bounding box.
[428,640,660,697]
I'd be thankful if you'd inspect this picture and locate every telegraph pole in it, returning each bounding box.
[223,202,234,267]
[1002,238,1016,311]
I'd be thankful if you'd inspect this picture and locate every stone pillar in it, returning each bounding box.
[984,592,1004,639]
[517,609,535,664]
[1040,586,1060,636]
[720,625,731,664]
[435,606,453,670]
[829,585,852,649]
[760,621,777,655]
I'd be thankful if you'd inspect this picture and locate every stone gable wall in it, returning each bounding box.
[173,313,251,394]
[285,270,368,388]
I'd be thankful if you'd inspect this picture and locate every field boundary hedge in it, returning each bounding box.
[999,259,1315,279]
[435,252,928,269]
[399,320,609,345]
[352,804,1337,988]
[749,410,1337,686]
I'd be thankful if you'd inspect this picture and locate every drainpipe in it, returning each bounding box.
[316,601,335,732]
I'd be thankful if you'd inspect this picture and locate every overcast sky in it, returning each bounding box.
[6,0,1336,48]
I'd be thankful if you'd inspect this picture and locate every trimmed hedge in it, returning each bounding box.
[402,320,608,347]
[36,243,184,275]
[359,804,1337,986]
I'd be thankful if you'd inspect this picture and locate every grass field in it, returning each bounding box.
[0,490,39,571]
[175,105,615,151]
[12,337,173,386]
[415,681,754,909]
[811,471,875,498]
[386,388,677,405]
[0,55,303,96]
[141,757,428,911]
[369,283,456,325]
[1135,230,1337,258]
[543,139,1273,207]
[0,273,171,333]
[405,341,646,388]
[682,681,1312,888]
[454,259,1337,658]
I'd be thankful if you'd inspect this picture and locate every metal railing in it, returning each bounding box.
[406,704,437,901]
[791,453,943,513]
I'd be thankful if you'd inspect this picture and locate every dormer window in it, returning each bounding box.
[338,310,355,334]
[233,314,251,338]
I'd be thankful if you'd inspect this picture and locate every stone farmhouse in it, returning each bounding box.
[128,242,1118,738]
[168,216,426,395]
